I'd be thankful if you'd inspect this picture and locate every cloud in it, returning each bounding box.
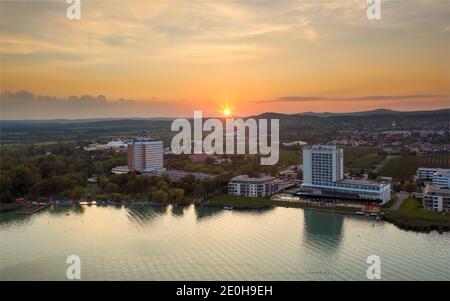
[0,90,188,119]
[255,94,450,103]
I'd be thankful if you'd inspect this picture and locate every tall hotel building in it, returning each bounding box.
[127,139,164,172]
[303,145,344,185]
[300,145,391,204]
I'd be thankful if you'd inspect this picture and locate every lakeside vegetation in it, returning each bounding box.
[0,143,229,204]
[386,198,450,221]
[383,198,450,232]
[0,143,284,205]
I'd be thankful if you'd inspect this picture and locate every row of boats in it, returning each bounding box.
[16,198,159,207]
[355,211,381,220]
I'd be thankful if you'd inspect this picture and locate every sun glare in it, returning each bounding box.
[223,107,232,117]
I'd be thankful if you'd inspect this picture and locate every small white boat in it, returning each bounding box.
[223,206,234,210]
[355,211,365,215]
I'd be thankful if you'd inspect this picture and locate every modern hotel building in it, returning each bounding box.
[127,139,164,172]
[299,145,391,204]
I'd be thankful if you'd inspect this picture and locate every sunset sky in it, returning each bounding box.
[1,0,449,119]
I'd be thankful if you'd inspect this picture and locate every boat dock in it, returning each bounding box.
[16,203,50,215]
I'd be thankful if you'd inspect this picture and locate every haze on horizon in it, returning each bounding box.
[0,0,449,119]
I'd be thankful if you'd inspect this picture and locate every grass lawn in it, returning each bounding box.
[206,194,274,209]
[348,153,385,170]
[343,147,380,165]
[386,198,450,222]
[341,146,388,172]
[277,148,302,167]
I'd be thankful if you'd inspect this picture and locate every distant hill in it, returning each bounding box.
[1,108,448,145]
[1,108,448,123]
[294,108,450,117]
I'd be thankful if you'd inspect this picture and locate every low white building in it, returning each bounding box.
[84,140,127,152]
[111,166,130,175]
[420,169,450,212]
[417,167,449,181]
[282,141,307,147]
[228,175,285,197]
[149,169,216,181]
[432,169,450,189]
[106,140,127,148]
[423,185,450,212]
[299,179,391,204]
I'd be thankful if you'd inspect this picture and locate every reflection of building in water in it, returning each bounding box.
[194,205,224,221]
[302,210,344,253]
[171,204,187,217]
[125,204,168,226]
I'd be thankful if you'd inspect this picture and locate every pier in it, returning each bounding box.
[16,203,50,215]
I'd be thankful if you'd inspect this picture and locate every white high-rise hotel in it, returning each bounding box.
[301,145,391,204]
[303,145,344,185]
[127,139,164,172]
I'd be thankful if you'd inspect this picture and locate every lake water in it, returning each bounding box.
[1,204,449,280]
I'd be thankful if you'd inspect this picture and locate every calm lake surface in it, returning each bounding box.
[1,204,449,280]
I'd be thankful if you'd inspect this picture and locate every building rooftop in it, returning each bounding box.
[305,145,338,151]
[434,169,450,177]
[424,185,450,194]
[106,140,127,147]
[337,179,390,188]
[128,139,162,143]
[230,175,276,183]
[418,167,449,172]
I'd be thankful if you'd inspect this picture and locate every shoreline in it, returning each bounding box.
[0,203,22,213]
[2,197,449,234]
[382,212,450,233]
[204,195,450,233]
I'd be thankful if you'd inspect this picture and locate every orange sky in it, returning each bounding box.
[0,0,449,119]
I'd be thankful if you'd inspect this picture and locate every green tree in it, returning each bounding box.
[170,188,185,204]
[194,183,205,197]
[11,164,40,195]
[403,181,417,193]
[72,186,87,199]
[0,174,14,202]
[153,190,168,203]
[93,161,105,174]
[104,183,119,194]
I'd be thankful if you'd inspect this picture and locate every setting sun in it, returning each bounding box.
[223,107,232,117]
